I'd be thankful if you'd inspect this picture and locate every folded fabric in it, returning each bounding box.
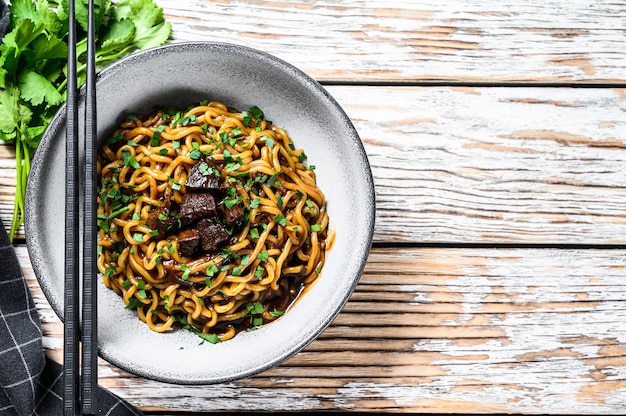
[0,218,144,416]
[0,0,8,40]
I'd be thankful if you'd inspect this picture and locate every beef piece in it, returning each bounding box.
[179,193,217,225]
[220,203,245,227]
[185,158,223,193]
[146,207,176,238]
[197,218,229,252]
[177,229,200,257]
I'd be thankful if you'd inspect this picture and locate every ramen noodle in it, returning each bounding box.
[96,101,330,343]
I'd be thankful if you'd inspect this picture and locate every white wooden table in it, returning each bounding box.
[2,0,626,413]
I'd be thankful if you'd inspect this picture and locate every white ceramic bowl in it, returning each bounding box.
[25,42,374,384]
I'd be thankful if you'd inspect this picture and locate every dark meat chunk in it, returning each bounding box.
[179,193,217,225]
[197,218,229,252]
[177,229,200,257]
[185,158,223,193]
[220,203,245,226]
[146,207,176,238]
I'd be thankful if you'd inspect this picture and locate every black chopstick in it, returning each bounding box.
[65,0,98,414]
[64,0,80,414]
[81,0,99,413]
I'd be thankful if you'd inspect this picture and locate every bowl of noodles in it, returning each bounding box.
[25,42,374,384]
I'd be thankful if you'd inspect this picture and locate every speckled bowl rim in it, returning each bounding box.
[25,41,375,384]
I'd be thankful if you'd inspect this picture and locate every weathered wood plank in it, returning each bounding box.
[337,85,626,244]
[156,0,626,83]
[15,245,626,414]
[3,86,625,244]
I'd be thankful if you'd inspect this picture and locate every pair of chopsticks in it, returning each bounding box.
[64,0,98,414]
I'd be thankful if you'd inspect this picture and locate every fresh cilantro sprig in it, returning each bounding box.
[0,0,171,241]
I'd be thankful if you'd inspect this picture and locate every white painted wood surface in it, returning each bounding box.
[155,0,626,83]
[2,0,626,414]
[15,246,626,414]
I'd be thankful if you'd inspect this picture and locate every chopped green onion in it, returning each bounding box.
[257,250,269,262]
[206,264,219,277]
[254,265,264,280]
[248,106,264,120]
[261,136,274,148]
[180,265,190,280]
[108,206,129,219]
[274,214,287,227]
[188,149,202,160]
[225,162,241,172]
[224,196,242,210]
[105,134,125,145]
[267,171,282,187]
[125,298,143,310]
[121,150,140,169]
[152,125,166,146]
[250,302,265,315]
[270,309,285,317]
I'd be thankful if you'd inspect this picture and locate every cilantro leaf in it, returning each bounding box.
[113,0,171,49]
[0,86,32,136]
[18,70,63,107]
[99,18,136,57]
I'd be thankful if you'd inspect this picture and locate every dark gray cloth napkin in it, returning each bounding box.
[0,3,142,414]
[0,0,8,40]
[0,218,144,416]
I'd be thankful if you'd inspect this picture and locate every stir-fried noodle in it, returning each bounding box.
[96,101,330,343]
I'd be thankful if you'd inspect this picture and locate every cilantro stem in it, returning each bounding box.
[56,45,136,94]
[9,138,28,241]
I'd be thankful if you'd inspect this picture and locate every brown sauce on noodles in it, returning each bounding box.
[96,101,329,343]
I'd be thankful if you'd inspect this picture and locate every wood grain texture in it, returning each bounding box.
[334,86,626,244]
[4,86,624,244]
[15,245,626,414]
[3,2,626,414]
[155,0,626,83]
